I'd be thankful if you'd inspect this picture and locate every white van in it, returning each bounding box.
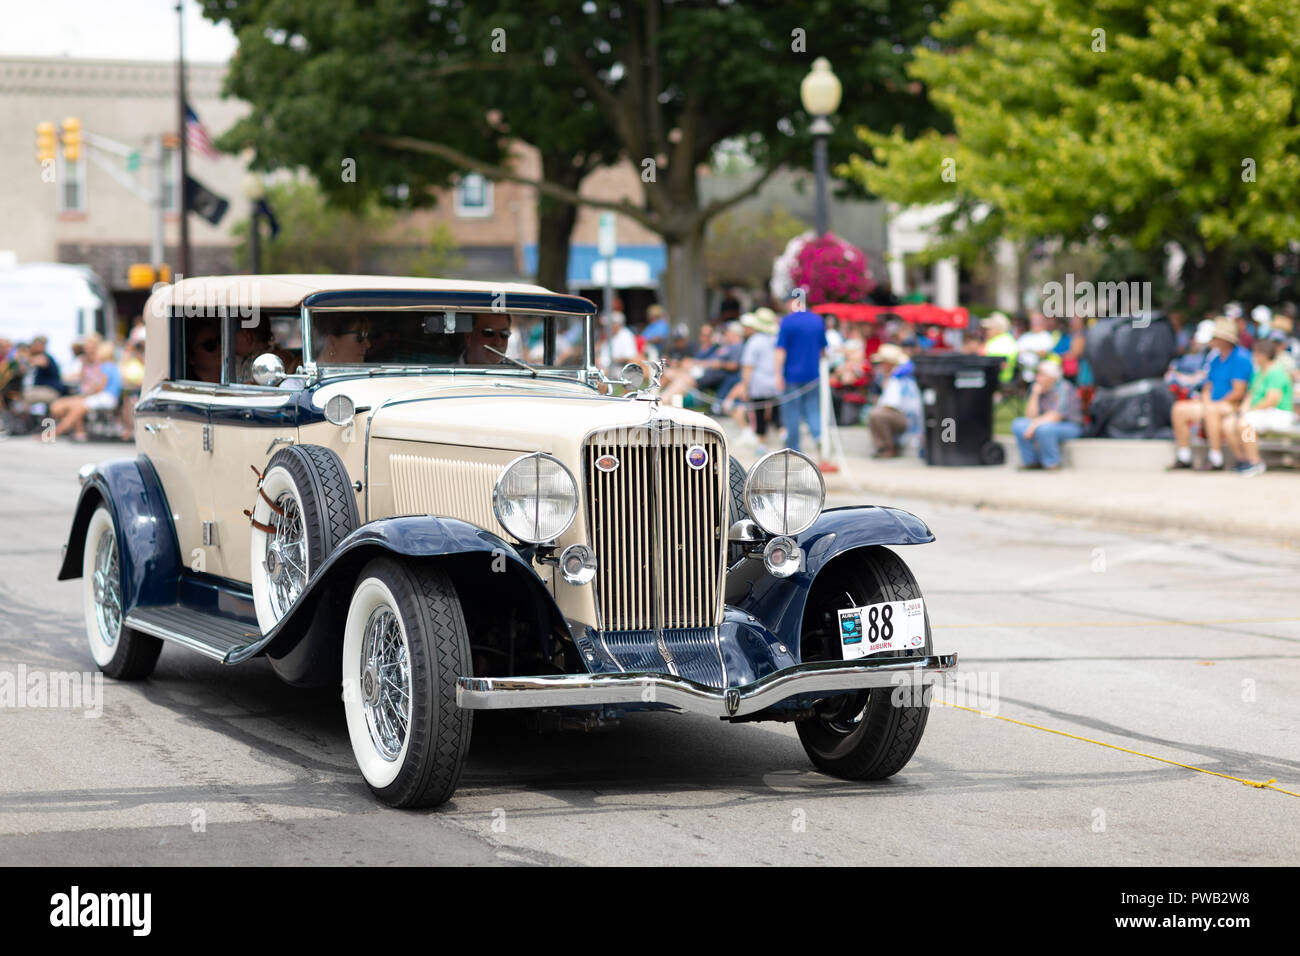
[0,262,116,370]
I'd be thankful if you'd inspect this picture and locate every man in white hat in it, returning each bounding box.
[1169,316,1253,470]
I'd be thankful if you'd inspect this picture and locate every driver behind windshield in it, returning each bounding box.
[460,313,511,365]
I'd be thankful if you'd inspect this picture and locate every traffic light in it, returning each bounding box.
[36,121,56,164]
[61,117,82,162]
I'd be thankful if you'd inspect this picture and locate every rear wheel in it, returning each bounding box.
[82,505,162,680]
[795,546,932,780]
[341,558,473,808]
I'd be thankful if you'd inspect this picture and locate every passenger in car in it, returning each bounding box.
[460,313,512,365]
[315,314,370,364]
[186,320,222,383]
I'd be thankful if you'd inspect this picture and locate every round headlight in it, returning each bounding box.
[493,453,578,544]
[743,449,825,536]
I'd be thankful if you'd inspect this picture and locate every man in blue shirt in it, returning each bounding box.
[773,288,828,458]
[1169,316,1252,470]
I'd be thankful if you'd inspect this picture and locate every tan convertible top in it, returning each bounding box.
[141,274,575,391]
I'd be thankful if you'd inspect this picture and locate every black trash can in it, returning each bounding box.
[911,353,1006,466]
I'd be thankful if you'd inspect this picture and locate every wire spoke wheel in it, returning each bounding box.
[264,491,306,618]
[92,528,121,647]
[81,505,162,679]
[360,605,411,761]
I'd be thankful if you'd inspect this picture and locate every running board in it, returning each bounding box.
[125,604,263,663]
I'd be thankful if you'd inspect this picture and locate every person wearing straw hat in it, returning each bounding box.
[866,343,921,458]
[1169,316,1253,470]
[729,308,781,452]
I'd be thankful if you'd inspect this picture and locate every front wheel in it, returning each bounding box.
[795,546,932,780]
[341,558,473,808]
[82,505,162,680]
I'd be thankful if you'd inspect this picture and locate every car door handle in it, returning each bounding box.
[143,422,170,434]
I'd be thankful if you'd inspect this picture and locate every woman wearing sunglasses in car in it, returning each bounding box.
[315,315,370,364]
[187,320,222,383]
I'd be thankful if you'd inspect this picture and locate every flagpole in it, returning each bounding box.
[177,0,190,277]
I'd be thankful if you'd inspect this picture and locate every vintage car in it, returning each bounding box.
[59,275,956,807]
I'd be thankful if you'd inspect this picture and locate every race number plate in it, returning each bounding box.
[837,599,926,659]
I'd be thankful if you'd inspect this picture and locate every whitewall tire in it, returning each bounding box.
[341,558,473,808]
[81,505,162,680]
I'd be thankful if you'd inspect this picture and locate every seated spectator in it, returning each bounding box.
[1165,319,1214,399]
[866,344,922,459]
[1169,317,1252,470]
[1270,310,1298,380]
[22,336,67,408]
[120,340,146,432]
[0,338,21,428]
[1016,311,1057,384]
[660,322,742,403]
[50,340,121,441]
[1011,359,1083,470]
[1226,339,1295,477]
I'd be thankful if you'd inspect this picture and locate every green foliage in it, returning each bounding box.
[704,204,808,288]
[231,181,461,275]
[201,0,949,217]
[847,0,1300,275]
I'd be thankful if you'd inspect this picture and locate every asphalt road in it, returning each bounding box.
[1,436,1296,865]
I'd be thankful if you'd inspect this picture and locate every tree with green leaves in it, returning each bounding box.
[232,181,461,276]
[848,0,1300,306]
[202,0,947,323]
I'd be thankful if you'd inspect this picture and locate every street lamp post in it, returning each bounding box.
[242,174,265,274]
[800,57,842,237]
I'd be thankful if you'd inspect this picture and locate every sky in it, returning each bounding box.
[0,0,238,63]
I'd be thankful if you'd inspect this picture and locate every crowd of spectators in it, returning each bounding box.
[0,316,146,441]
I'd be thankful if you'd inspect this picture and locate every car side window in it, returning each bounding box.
[175,315,223,384]
[225,312,304,385]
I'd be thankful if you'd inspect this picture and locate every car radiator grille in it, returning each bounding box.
[585,425,726,632]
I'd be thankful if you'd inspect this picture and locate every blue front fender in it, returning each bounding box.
[58,457,183,613]
[723,505,934,660]
[249,515,565,664]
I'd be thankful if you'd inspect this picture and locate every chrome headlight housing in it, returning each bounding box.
[493,452,579,544]
[743,449,825,537]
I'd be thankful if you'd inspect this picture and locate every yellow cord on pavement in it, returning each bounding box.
[939,700,1300,799]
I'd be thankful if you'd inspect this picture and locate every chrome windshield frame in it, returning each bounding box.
[299,303,595,386]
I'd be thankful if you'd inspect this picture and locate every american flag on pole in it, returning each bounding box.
[185,102,220,160]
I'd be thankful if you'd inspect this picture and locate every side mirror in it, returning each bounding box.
[620,362,646,391]
[251,352,286,386]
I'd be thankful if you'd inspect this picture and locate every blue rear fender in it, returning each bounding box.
[723,504,934,661]
[58,456,183,613]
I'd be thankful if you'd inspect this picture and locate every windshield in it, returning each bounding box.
[308,310,588,372]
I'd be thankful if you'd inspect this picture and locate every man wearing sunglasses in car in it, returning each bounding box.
[460,313,512,365]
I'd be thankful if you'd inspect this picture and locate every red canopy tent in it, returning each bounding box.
[812,302,970,329]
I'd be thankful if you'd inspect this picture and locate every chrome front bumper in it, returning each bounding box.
[456,654,957,719]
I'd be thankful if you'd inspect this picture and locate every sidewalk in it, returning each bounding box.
[728,427,1300,548]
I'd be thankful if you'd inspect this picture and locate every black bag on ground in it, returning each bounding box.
[1085,314,1176,388]
[1085,377,1174,439]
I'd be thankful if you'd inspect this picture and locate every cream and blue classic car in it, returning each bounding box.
[60,275,956,807]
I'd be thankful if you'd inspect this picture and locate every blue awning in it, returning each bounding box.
[523,243,666,289]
